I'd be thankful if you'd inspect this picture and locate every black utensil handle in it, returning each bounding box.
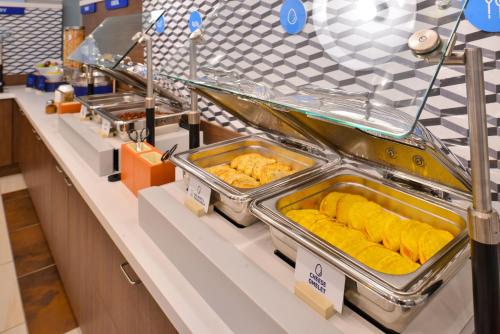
[189,123,200,149]
[471,240,500,334]
[146,107,155,146]
[87,83,94,95]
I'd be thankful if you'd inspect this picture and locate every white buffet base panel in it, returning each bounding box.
[1,86,474,334]
[139,182,474,334]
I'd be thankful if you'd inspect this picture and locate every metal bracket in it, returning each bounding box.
[468,209,500,245]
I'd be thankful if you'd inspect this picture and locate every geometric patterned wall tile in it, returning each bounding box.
[0,8,62,75]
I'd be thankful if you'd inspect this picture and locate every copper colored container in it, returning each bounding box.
[64,26,85,69]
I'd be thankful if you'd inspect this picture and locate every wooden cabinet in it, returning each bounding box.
[0,99,13,167]
[12,107,177,334]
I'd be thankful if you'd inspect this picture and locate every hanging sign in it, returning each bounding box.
[465,0,500,32]
[0,7,25,15]
[81,3,97,15]
[294,247,345,313]
[189,11,203,32]
[105,0,128,11]
[280,0,307,35]
[156,15,165,34]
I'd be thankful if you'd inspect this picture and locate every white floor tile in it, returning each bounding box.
[0,263,25,332]
[0,323,28,334]
[64,328,82,334]
[0,175,26,195]
[0,198,13,265]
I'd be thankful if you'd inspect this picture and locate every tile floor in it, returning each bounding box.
[0,175,28,333]
[0,174,80,334]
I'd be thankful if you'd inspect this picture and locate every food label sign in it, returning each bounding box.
[465,0,500,32]
[294,247,346,313]
[187,178,211,213]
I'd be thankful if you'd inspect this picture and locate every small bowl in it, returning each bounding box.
[35,59,62,76]
[44,71,64,83]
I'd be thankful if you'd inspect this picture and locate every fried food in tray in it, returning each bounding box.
[282,191,455,274]
[206,153,296,189]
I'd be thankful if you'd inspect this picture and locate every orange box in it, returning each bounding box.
[121,143,175,196]
[120,142,154,195]
[57,101,81,114]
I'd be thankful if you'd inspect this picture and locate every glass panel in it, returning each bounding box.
[69,10,165,69]
[163,0,467,138]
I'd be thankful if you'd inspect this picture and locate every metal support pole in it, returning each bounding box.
[145,36,155,146]
[188,30,202,149]
[83,64,94,95]
[464,47,500,334]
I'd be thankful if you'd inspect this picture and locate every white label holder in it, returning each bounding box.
[294,246,346,317]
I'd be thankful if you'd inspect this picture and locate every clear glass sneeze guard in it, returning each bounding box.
[69,10,165,69]
[163,0,468,138]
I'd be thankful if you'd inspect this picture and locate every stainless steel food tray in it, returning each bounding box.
[171,133,338,226]
[250,166,470,332]
[75,92,145,120]
[95,104,186,141]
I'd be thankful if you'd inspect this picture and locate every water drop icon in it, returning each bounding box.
[288,8,298,25]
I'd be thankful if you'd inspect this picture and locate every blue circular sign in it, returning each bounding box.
[280,0,307,35]
[189,11,203,33]
[465,0,500,32]
[155,16,165,34]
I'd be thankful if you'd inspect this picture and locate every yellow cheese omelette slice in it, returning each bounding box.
[418,228,454,264]
[365,211,399,243]
[319,192,346,218]
[336,194,368,224]
[347,201,383,231]
[400,220,433,262]
[383,219,411,252]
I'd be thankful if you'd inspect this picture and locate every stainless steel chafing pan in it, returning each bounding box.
[250,166,470,332]
[95,104,186,141]
[75,92,145,120]
[171,133,336,226]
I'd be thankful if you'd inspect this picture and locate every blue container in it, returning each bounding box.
[26,73,36,88]
[73,85,113,97]
[35,75,46,91]
[45,82,66,92]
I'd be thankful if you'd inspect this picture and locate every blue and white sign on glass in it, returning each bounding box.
[0,7,25,15]
[280,0,307,35]
[156,15,165,34]
[81,3,97,15]
[465,0,500,32]
[105,0,128,11]
[189,11,202,32]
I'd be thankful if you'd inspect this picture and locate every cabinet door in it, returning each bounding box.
[0,99,13,167]
[66,185,91,324]
[89,213,176,334]
[49,163,69,281]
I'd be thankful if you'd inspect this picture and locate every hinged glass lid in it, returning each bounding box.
[69,10,165,69]
[164,0,468,138]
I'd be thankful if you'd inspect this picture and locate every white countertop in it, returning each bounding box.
[1,86,473,334]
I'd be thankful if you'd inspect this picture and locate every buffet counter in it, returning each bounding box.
[0,86,474,333]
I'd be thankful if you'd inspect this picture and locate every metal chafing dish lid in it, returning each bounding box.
[163,0,471,194]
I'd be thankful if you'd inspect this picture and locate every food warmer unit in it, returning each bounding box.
[165,0,499,332]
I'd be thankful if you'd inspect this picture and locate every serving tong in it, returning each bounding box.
[128,128,149,152]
